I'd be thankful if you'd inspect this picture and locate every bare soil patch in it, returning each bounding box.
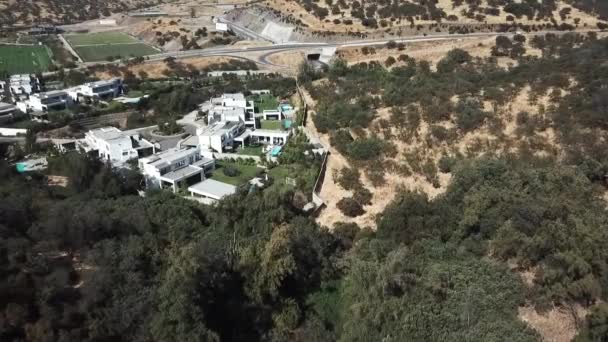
[519,305,588,342]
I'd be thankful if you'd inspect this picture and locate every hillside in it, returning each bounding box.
[295,31,608,340]
[0,0,162,25]
[224,0,606,43]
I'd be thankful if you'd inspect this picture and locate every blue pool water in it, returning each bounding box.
[271,146,282,157]
[16,163,26,173]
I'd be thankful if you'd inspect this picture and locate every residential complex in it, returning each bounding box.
[8,76,124,121]
[48,91,296,202]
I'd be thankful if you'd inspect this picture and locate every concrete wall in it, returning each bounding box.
[0,128,27,136]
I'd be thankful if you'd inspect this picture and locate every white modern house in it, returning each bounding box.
[197,120,247,153]
[139,146,215,192]
[202,93,256,128]
[69,78,123,101]
[82,126,155,164]
[26,90,72,112]
[250,129,291,146]
[80,78,123,99]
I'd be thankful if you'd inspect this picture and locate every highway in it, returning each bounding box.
[142,29,601,66]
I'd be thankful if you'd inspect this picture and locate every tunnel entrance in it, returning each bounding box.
[306,53,321,61]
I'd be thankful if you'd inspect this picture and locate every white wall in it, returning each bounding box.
[0,128,27,136]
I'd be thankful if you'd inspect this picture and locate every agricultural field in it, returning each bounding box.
[0,44,52,74]
[64,32,158,62]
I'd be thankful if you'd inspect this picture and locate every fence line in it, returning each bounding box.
[296,79,330,212]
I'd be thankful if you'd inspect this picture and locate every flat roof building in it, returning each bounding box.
[188,179,237,202]
[82,127,155,165]
[201,93,256,128]
[197,120,246,153]
[139,147,215,192]
[71,78,123,100]
[26,90,72,113]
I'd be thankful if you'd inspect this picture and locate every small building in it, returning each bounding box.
[0,102,17,123]
[215,22,229,32]
[139,147,215,192]
[26,90,72,112]
[197,120,246,153]
[188,178,237,202]
[82,126,155,164]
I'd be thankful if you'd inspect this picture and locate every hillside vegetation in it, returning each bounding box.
[256,0,606,36]
[0,0,161,25]
[302,32,608,227]
[3,135,608,340]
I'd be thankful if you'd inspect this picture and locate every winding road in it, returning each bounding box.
[141,28,601,67]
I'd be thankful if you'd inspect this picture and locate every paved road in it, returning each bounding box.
[144,29,601,66]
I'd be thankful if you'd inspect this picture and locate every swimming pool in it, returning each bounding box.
[271,146,282,157]
[16,163,26,173]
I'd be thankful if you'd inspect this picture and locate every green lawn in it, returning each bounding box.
[74,43,158,62]
[237,145,264,156]
[65,32,138,46]
[209,162,262,186]
[260,120,283,130]
[0,45,52,74]
[267,165,291,181]
[125,90,145,98]
[248,94,279,113]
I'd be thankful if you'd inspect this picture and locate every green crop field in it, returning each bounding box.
[74,44,158,62]
[64,32,138,46]
[0,45,52,74]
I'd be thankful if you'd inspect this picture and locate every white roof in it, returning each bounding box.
[188,179,237,200]
[222,93,245,101]
[84,78,120,88]
[88,126,125,141]
[161,165,203,182]
[40,90,67,97]
[251,129,290,138]
[144,147,198,169]
[0,102,16,112]
[199,121,239,137]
